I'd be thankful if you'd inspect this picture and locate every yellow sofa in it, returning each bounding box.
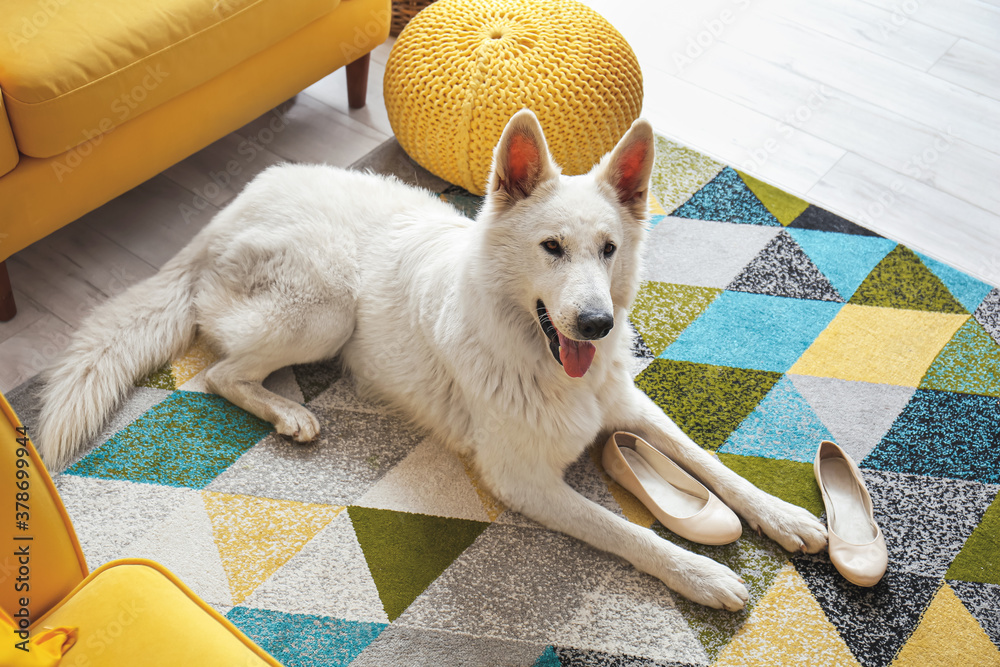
[0,0,391,321]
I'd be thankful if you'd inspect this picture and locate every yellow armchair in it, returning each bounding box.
[0,392,284,666]
[0,0,390,321]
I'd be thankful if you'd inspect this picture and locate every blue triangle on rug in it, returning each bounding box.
[788,227,897,301]
[718,375,835,463]
[226,607,387,667]
[532,645,560,666]
[673,167,781,226]
[917,252,995,313]
[863,388,1000,485]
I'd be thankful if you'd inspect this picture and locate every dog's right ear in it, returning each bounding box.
[487,109,559,205]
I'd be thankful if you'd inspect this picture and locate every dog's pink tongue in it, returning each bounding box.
[557,331,596,378]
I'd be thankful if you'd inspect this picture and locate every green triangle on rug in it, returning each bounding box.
[946,493,1000,586]
[630,282,721,356]
[635,360,782,452]
[348,506,489,621]
[735,171,810,226]
[718,454,824,517]
[650,135,725,214]
[849,245,967,314]
[920,318,1000,398]
[139,361,176,390]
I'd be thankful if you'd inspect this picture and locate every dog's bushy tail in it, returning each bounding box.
[36,246,201,469]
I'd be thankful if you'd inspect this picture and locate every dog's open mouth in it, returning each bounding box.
[536,300,596,378]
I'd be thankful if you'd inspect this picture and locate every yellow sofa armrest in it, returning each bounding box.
[0,393,88,625]
[0,93,19,177]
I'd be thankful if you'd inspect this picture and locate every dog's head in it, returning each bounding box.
[478,109,655,379]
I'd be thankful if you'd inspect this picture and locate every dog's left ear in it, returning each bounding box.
[596,119,655,220]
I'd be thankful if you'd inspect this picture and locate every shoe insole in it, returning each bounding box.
[621,448,705,519]
[821,458,877,544]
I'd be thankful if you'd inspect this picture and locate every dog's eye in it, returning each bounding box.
[542,240,562,255]
[603,242,616,257]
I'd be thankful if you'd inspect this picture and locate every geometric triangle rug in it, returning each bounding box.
[11,135,999,667]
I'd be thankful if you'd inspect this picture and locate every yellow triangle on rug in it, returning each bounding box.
[891,582,1000,666]
[713,564,860,666]
[172,336,218,386]
[649,192,667,216]
[202,491,343,604]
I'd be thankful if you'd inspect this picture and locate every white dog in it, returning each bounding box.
[37,110,826,610]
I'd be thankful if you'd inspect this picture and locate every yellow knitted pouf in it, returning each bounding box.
[384,0,643,195]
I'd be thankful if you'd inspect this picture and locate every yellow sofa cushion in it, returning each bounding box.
[0,0,337,158]
[30,560,280,666]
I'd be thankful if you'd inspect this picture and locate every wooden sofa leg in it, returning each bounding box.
[0,261,16,322]
[346,53,370,109]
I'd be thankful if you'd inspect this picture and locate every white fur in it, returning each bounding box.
[37,112,826,610]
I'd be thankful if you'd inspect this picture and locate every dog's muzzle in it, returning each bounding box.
[536,300,600,378]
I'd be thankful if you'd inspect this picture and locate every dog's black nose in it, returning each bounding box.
[578,311,614,340]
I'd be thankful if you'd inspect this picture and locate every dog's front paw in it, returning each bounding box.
[275,405,321,442]
[666,552,749,612]
[746,497,827,554]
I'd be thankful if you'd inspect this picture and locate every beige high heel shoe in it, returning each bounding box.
[602,432,742,545]
[814,440,888,587]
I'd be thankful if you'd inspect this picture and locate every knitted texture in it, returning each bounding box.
[383,0,643,195]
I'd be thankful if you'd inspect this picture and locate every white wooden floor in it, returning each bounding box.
[2,0,999,393]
